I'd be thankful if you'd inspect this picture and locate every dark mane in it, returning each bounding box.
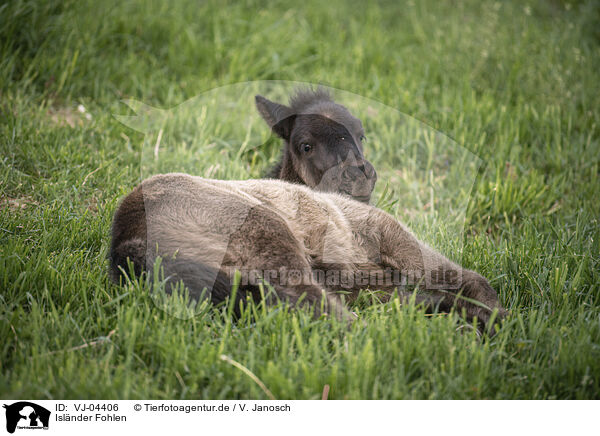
[288,87,333,112]
[266,158,283,179]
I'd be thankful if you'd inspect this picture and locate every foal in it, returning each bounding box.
[110,174,507,332]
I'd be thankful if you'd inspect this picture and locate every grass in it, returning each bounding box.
[1,0,599,399]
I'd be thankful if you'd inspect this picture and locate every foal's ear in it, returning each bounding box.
[255,95,296,140]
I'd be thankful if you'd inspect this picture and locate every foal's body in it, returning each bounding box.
[110,173,506,329]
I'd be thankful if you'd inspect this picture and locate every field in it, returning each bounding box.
[1,0,599,399]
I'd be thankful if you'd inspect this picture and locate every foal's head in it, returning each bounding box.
[256,89,377,203]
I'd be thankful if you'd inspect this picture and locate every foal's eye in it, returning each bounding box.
[301,143,312,153]
[359,135,367,142]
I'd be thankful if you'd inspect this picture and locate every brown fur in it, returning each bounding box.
[110,174,507,332]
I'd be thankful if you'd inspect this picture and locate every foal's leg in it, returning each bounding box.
[221,205,351,321]
[373,210,507,329]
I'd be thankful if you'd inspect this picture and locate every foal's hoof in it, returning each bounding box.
[477,307,508,337]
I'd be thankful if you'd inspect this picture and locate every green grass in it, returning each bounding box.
[1,0,599,399]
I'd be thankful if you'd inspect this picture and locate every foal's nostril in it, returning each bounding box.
[344,166,366,180]
[362,162,376,180]
[358,164,366,173]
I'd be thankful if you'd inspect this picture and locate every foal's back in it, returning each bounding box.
[110,173,369,281]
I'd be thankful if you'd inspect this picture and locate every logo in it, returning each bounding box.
[3,402,50,434]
